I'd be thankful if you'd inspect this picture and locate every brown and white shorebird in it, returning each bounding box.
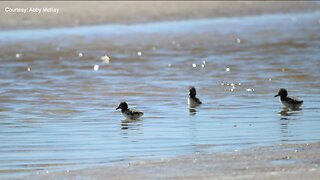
[274,88,303,110]
[188,86,202,108]
[116,102,143,120]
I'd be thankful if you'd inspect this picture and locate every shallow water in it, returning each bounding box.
[1,12,320,178]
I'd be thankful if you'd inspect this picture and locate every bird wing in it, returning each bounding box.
[128,108,143,115]
[287,96,303,104]
[195,97,202,104]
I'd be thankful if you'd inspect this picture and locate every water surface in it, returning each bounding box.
[0,12,320,178]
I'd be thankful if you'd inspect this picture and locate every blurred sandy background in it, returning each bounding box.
[1,1,320,30]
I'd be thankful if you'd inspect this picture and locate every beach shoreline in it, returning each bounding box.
[1,1,320,30]
[24,142,320,180]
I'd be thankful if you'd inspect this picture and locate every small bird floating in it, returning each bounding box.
[116,101,143,120]
[188,86,202,108]
[274,88,303,110]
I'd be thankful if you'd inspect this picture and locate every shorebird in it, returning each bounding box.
[116,102,143,120]
[188,86,202,108]
[274,88,303,110]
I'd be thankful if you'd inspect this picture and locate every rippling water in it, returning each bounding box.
[1,12,320,178]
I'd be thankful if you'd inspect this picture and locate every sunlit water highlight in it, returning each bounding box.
[0,12,320,178]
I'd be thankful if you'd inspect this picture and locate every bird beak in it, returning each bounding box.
[116,106,120,110]
[274,94,279,97]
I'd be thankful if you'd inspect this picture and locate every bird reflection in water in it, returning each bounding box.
[121,119,140,130]
[120,119,142,132]
[189,108,197,116]
[278,108,302,142]
[279,108,301,120]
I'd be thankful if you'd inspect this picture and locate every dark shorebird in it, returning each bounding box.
[274,88,303,110]
[188,86,202,108]
[116,102,143,120]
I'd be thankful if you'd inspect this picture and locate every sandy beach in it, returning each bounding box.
[27,142,320,180]
[1,1,320,30]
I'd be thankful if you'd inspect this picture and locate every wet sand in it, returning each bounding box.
[1,1,320,30]
[28,142,320,180]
